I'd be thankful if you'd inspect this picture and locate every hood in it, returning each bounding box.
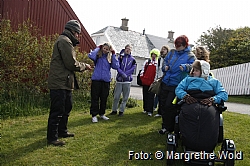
[150,48,160,60]
[191,60,210,79]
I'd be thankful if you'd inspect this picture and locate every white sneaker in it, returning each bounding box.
[100,115,109,120]
[154,114,161,117]
[147,112,152,116]
[92,116,98,123]
[143,111,147,114]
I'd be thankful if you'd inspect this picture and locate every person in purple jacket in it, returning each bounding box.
[110,44,137,116]
[88,43,119,123]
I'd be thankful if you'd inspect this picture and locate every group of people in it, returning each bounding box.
[139,35,227,135]
[46,20,228,146]
[46,20,136,146]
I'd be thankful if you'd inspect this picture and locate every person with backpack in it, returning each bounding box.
[109,44,136,116]
[158,35,196,134]
[154,45,170,117]
[140,48,160,116]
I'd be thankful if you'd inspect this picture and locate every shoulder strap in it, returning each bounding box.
[168,49,175,64]
[158,57,161,67]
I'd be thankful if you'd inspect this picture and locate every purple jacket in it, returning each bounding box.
[88,47,119,82]
[116,49,136,82]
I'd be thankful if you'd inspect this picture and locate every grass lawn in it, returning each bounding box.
[1,101,250,166]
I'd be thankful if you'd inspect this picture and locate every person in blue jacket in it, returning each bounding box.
[175,60,228,105]
[110,44,136,116]
[158,35,196,134]
[88,43,119,123]
[175,60,228,152]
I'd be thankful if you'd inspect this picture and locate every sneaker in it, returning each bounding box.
[100,115,109,120]
[92,116,98,123]
[118,112,124,117]
[154,114,161,117]
[143,111,147,113]
[158,128,168,135]
[147,112,152,116]
[109,111,117,115]
[47,140,65,146]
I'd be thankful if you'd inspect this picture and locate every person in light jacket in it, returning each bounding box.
[154,45,170,117]
[88,43,119,123]
[141,48,160,117]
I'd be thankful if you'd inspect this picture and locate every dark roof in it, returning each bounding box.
[91,26,174,58]
[146,34,175,50]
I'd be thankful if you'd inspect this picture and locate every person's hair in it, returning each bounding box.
[195,46,210,62]
[160,45,170,56]
[174,35,189,48]
[125,44,132,50]
[97,42,112,58]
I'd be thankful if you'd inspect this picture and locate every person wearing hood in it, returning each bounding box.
[88,42,119,123]
[154,45,170,117]
[47,20,92,146]
[110,44,136,116]
[158,35,196,134]
[175,60,228,152]
[141,48,160,116]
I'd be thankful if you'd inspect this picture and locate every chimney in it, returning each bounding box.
[120,18,129,31]
[167,31,175,42]
[143,28,145,35]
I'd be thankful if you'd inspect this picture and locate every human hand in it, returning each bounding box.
[179,66,184,71]
[200,97,214,106]
[122,74,127,79]
[111,50,115,55]
[183,94,197,104]
[85,64,92,70]
[165,66,169,71]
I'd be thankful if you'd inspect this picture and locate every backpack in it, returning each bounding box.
[137,69,143,86]
[140,59,156,86]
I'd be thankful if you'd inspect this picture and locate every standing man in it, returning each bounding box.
[47,20,91,146]
[110,44,136,116]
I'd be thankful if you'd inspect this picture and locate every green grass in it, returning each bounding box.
[1,101,250,166]
[228,95,250,105]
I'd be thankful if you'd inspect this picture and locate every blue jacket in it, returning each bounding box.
[116,49,136,82]
[175,76,228,104]
[88,47,119,82]
[162,46,196,86]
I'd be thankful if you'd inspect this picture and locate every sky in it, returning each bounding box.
[67,0,250,45]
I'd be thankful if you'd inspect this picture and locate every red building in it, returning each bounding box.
[1,0,96,53]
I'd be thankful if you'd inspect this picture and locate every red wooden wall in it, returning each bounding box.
[1,0,96,53]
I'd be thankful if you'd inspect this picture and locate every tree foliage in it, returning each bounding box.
[0,19,94,118]
[195,26,250,69]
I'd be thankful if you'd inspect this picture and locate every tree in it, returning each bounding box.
[195,26,250,69]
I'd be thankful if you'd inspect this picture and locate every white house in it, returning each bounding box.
[90,18,175,86]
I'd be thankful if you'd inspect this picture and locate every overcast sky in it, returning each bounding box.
[67,0,250,45]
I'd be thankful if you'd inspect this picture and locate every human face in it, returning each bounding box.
[124,46,131,54]
[73,31,79,38]
[161,48,168,56]
[102,45,110,54]
[175,45,185,51]
[192,68,201,77]
[151,53,156,60]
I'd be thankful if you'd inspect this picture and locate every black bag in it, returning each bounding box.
[137,70,143,86]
